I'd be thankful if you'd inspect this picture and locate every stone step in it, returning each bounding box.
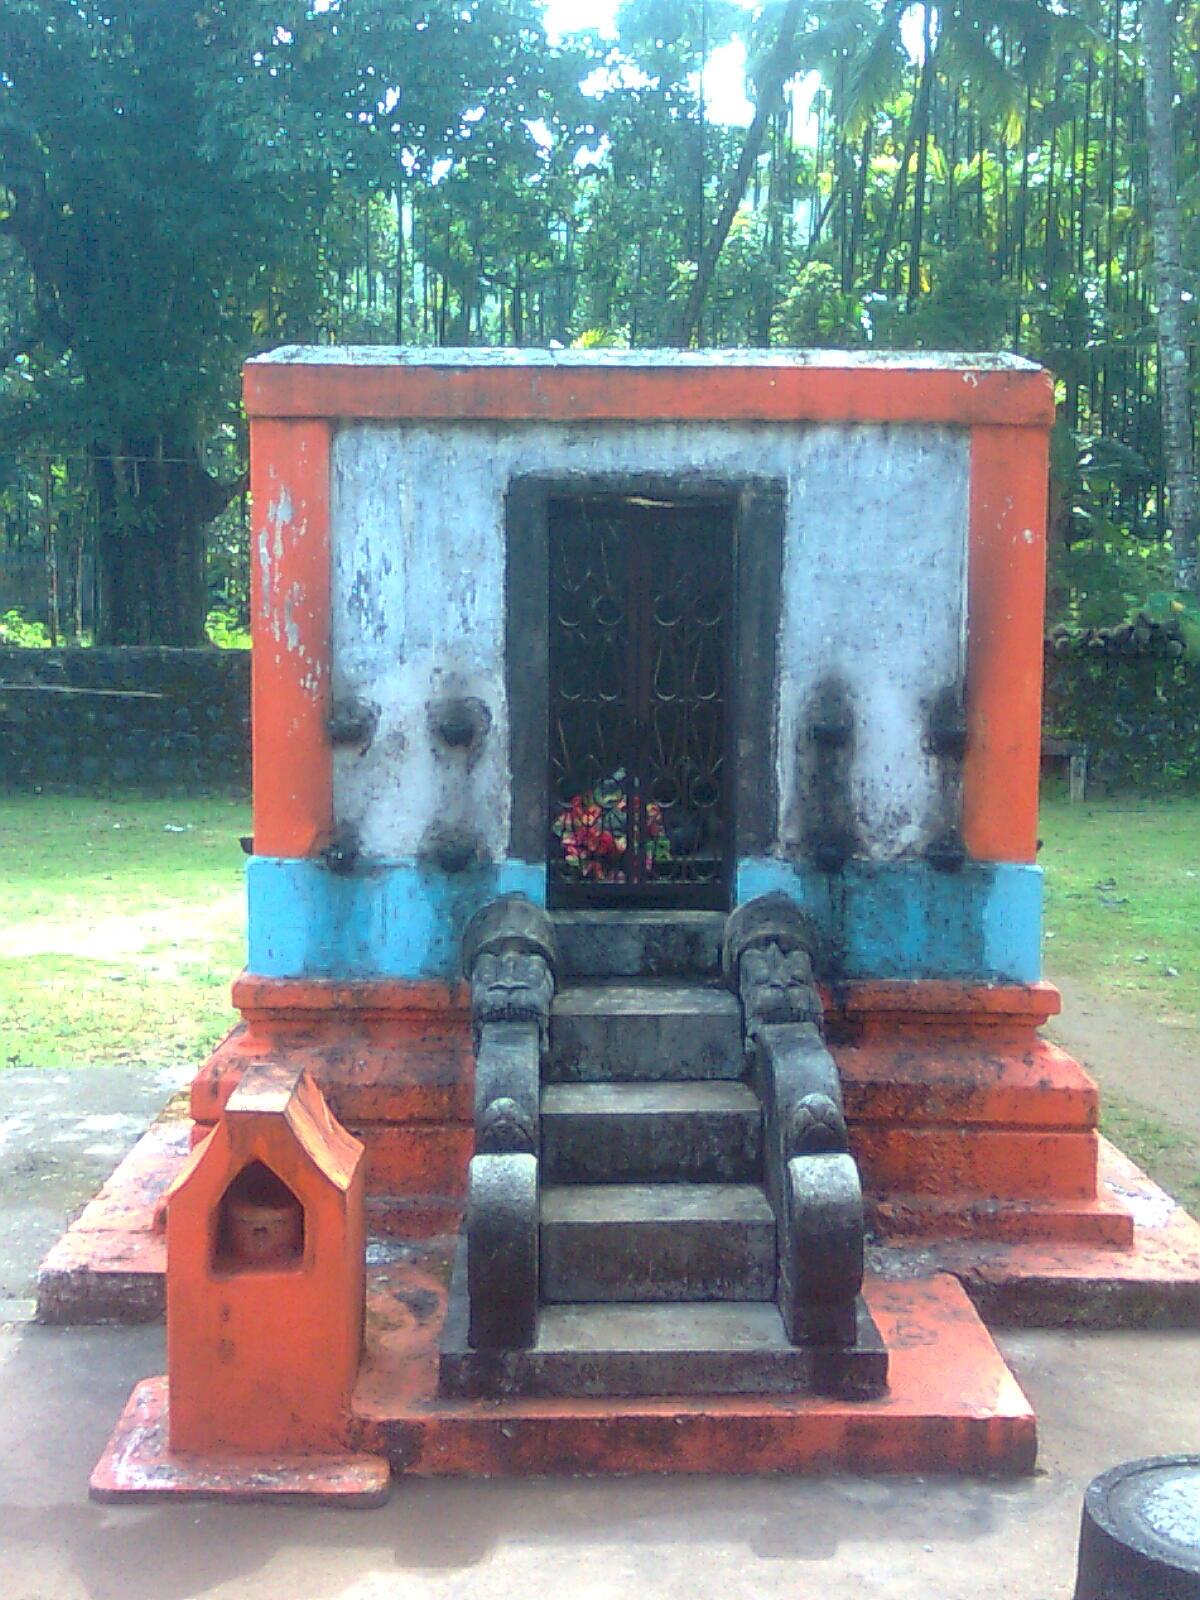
[541,1082,762,1184]
[551,911,725,979]
[439,1298,889,1400]
[540,1182,776,1303]
[548,981,744,1083]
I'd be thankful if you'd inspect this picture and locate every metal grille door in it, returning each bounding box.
[547,495,732,908]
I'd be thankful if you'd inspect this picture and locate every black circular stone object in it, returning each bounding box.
[1075,1456,1200,1600]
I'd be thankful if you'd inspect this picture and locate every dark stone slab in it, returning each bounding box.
[474,1020,541,1128]
[781,1151,864,1346]
[440,1268,888,1400]
[548,981,743,1083]
[551,911,725,980]
[466,1152,538,1349]
[540,1182,776,1302]
[1075,1456,1200,1599]
[722,892,821,984]
[541,1081,762,1184]
[755,1021,848,1216]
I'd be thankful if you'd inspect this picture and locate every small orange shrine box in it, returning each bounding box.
[165,1063,366,1456]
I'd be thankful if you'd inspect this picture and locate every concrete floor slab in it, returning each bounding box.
[5,1037,1200,1597]
[0,1065,186,1321]
[2,1317,1199,1599]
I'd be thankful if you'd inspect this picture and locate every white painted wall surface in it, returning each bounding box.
[330,421,969,863]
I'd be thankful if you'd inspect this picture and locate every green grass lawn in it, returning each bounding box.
[1040,792,1200,1031]
[0,794,250,1069]
[1041,791,1200,1215]
[1,789,1195,1076]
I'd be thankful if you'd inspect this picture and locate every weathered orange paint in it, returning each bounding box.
[166,1062,365,1455]
[829,994,1126,1243]
[91,1379,392,1505]
[836,1037,1096,1130]
[249,418,333,858]
[191,1031,473,1130]
[245,357,1056,429]
[824,979,1061,1029]
[181,975,1124,1249]
[935,1138,1200,1326]
[871,1191,1134,1247]
[207,983,471,1118]
[963,424,1051,862]
[232,973,470,1018]
[854,1127,1099,1203]
[61,1126,1200,1334]
[349,1260,1037,1477]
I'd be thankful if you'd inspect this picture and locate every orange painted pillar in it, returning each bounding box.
[249,417,333,858]
[963,422,1052,863]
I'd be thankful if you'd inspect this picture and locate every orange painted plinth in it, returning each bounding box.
[190,978,473,1234]
[825,983,1132,1248]
[348,1255,1035,1478]
[90,1379,391,1506]
[189,976,1130,1250]
[91,1264,1034,1494]
[50,1123,1200,1332]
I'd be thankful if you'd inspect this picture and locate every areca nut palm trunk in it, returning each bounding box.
[1141,0,1198,593]
[676,0,805,347]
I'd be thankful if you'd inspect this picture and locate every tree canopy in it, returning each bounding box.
[1,0,1196,642]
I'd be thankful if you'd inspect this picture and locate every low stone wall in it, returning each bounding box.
[0,647,250,792]
[2,641,1195,797]
[1043,647,1200,792]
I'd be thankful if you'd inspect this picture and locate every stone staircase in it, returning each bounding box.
[441,908,887,1401]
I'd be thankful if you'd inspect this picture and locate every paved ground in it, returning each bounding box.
[2,1317,1198,1600]
[2,1052,1199,1599]
[0,1065,186,1319]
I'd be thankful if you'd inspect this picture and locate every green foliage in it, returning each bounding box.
[204,608,251,650]
[876,244,1013,350]
[0,0,1196,634]
[1045,653,1200,791]
[1041,793,1200,1036]
[0,0,577,640]
[0,607,50,646]
[772,262,866,347]
[1143,591,1200,657]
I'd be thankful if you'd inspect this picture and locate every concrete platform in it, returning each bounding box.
[346,1248,1034,1478]
[9,1027,1200,1595]
[3,1312,1199,1600]
[39,1114,1200,1331]
[90,1379,392,1506]
[900,1143,1200,1329]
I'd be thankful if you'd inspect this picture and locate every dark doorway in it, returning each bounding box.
[546,494,734,908]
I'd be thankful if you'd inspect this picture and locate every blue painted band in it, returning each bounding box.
[246,857,546,981]
[734,859,1042,983]
[246,856,1040,982]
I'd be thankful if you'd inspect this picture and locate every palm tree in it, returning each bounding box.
[1141,0,1198,592]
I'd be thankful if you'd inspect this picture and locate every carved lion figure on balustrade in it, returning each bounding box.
[470,943,554,1042]
[738,939,823,1038]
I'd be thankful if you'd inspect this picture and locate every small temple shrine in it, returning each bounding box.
[60,349,1200,1503]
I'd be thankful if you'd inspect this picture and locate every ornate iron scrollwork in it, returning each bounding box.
[547,495,732,906]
